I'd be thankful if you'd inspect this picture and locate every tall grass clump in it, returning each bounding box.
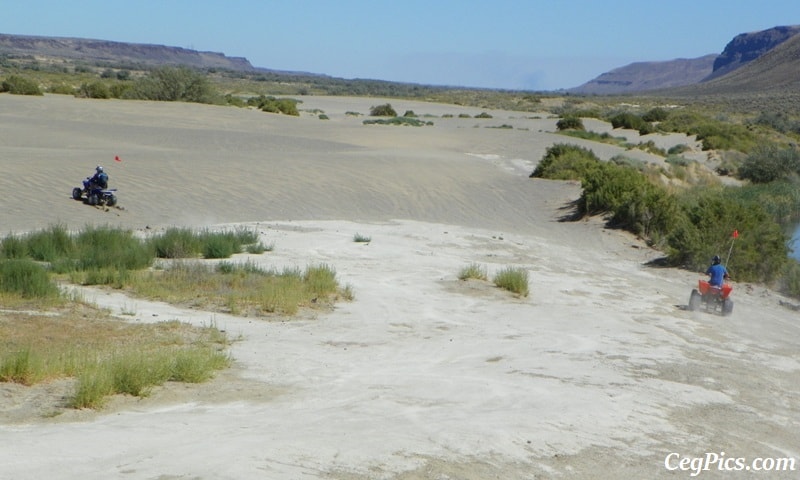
[201,231,241,259]
[148,227,262,259]
[0,259,60,299]
[70,364,114,409]
[1,234,28,259]
[74,225,153,271]
[458,263,488,281]
[0,348,41,385]
[1,311,232,410]
[24,224,75,262]
[493,267,529,297]
[304,264,338,297]
[148,227,202,258]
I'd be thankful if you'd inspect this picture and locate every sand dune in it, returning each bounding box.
[1,94,798,479]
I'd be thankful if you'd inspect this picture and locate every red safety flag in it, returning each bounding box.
[114,155,122,162]
[732,229,739,239]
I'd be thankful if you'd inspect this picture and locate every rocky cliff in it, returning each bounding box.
[705,25,800,80]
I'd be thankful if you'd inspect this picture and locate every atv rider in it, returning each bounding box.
[706,255,729,288]
[88,165,109,191]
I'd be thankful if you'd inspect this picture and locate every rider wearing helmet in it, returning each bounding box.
[89,165,109,190]
[706,255,729,287]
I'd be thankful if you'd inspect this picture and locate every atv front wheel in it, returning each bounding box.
[88,194,99,206]
[106,195,117,207]
[688,289,702,311]
[72,187,83,200]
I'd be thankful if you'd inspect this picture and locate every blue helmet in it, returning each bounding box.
[712,255,721,265]
[96,165,104,173]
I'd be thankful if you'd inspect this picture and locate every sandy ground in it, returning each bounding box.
[0,94,799,479]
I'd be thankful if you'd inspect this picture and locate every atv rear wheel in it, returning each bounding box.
[72,187,83,200]
[722,298,733,316]
[106,194,117,207]
[688,289,702,311]
[88,193,99,206]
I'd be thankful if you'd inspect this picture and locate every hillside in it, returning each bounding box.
[568,55,716,95]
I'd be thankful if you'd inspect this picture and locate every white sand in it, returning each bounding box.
[0,95,798,479]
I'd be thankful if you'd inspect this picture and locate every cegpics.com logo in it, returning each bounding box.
[665,452,797,476]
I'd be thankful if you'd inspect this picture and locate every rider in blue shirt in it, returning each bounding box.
[89,165,109,190]
[706,255,729,287]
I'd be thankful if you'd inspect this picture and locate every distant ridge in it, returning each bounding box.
[0,33,255,71]
[570,25,800,95]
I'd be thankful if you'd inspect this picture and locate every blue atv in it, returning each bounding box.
[72,177,118,207]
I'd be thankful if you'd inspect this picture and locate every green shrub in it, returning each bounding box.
[608,112,654,135]
[668,144,692,155]
[79,81,111,99]
[580,162,679,239]
[403,110,417,117]
[493,267,529,296]
[556,116,585,131]
[49,83,76,95]
[124,66,218,104]
[353,233,371,243]
[642,107,669,122]
[738,144,800,183]
[659,111,758,152]
[666,188,788,282]
[1,75,42,95]
[363,117,431,127]
[369,103,397,116]
[248,95,300,115]
[530,143,601,180]
[475,112,493,119]
[665,155,692,167]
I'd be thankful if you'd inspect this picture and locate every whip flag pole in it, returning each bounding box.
[725,229,739,266]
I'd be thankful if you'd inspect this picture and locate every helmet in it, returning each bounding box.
[712,255,721,265]
[96,166,104,173]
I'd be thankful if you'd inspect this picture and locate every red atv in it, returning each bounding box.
[688,280,733,316]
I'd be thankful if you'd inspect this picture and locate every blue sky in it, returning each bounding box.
[1,0,796,90]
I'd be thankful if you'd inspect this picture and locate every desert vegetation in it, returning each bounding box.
[0,307,230,409]
[492,267,529,297]
[0,224,353,409]
[0,224,348,313]
[531,143,799,296]
[458,263,488,281]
